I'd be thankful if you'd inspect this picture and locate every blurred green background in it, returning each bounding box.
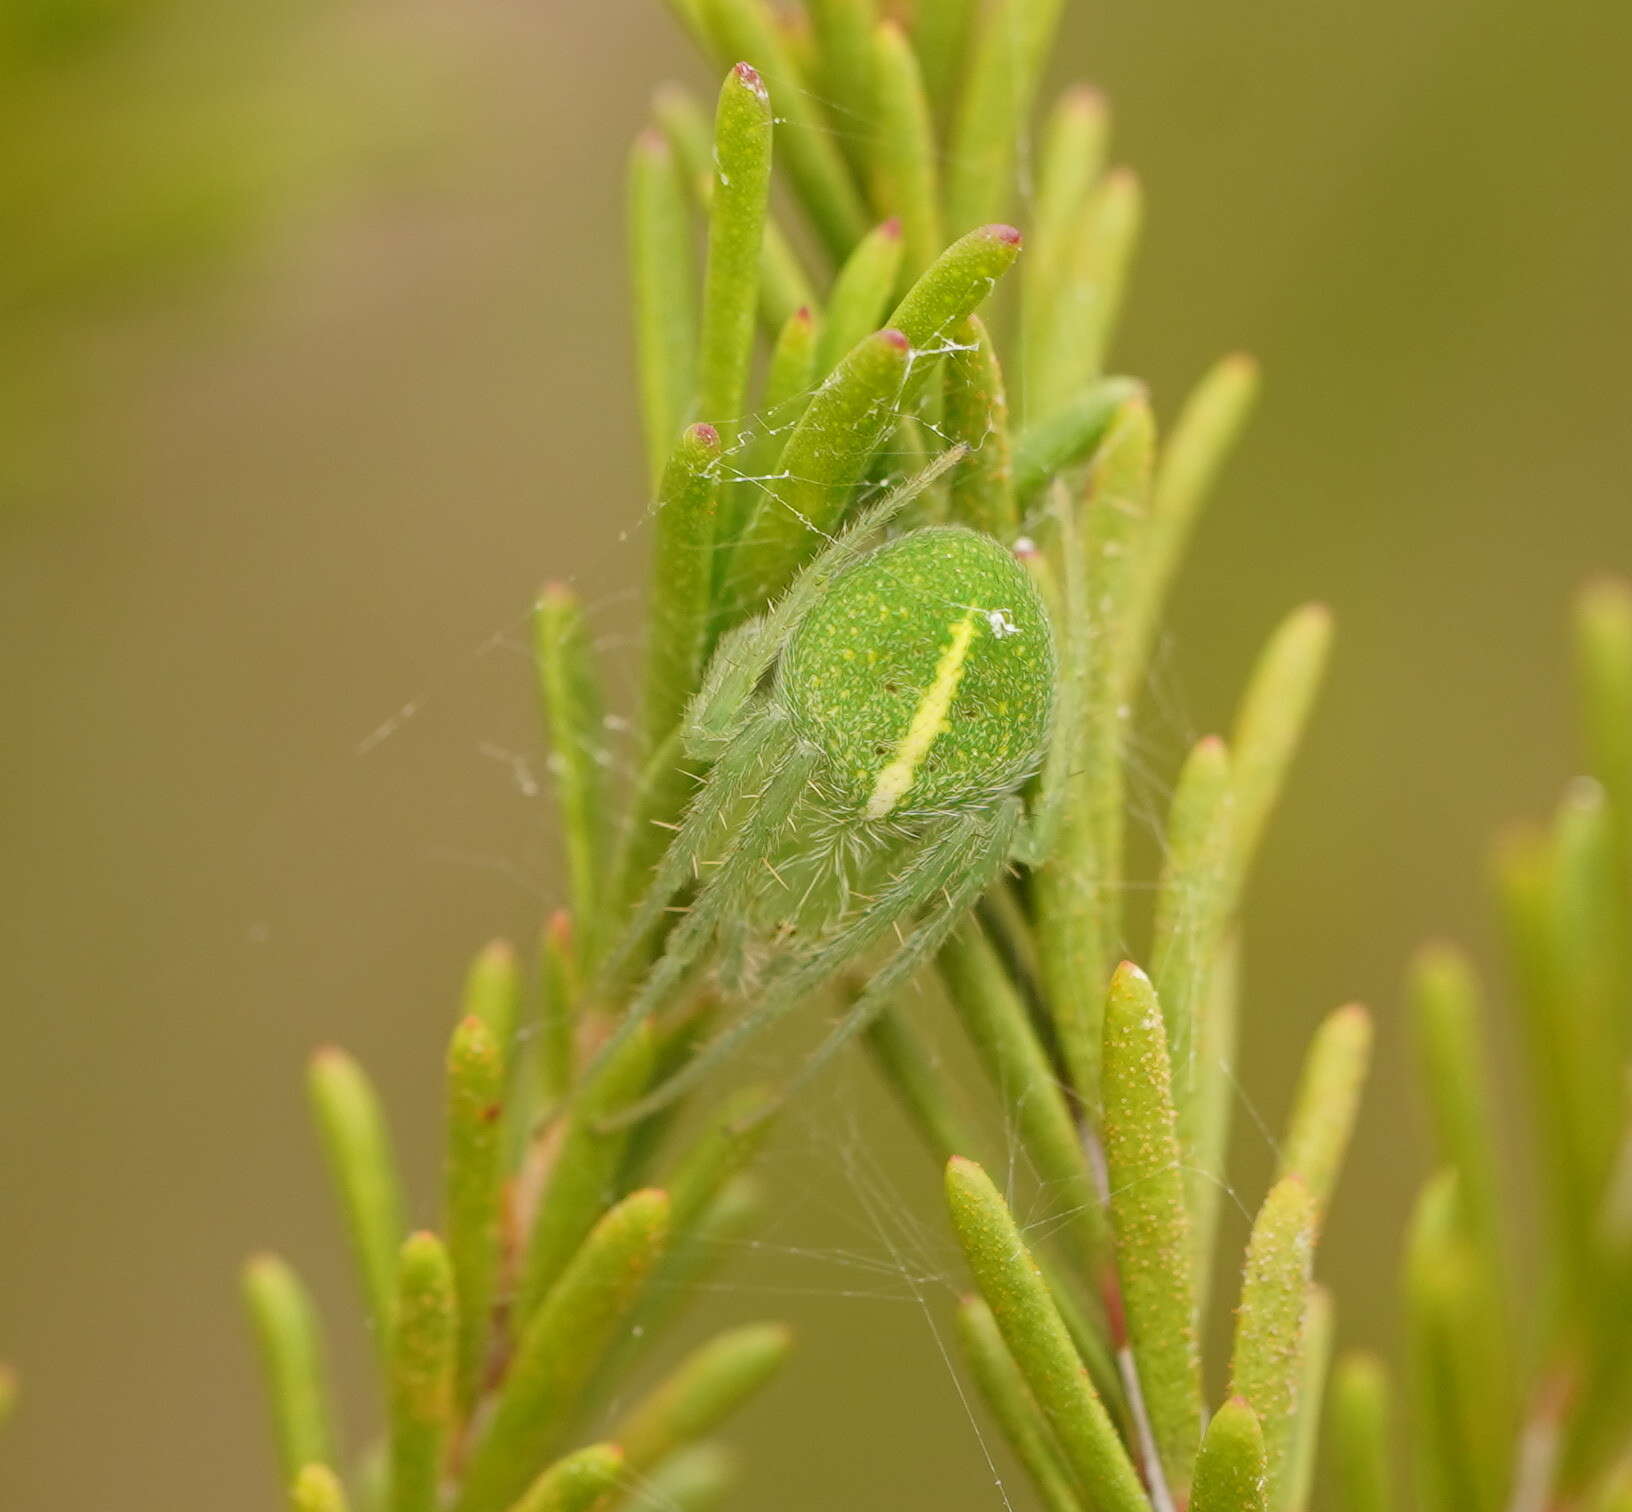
[3,0,1630,1506]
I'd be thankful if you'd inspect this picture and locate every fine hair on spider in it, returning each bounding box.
[587,447,1087,1131]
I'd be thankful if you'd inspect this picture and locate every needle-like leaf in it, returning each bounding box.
[808,0,876,179]
[940,919,1107,1271]
[1331,1352,1392,1512]
[534,585,612,956]
[726,327,912,611]
[1027,170,1141,419]
[629,128,698,488]
[1100,961,1203,1497]
[612,1322,793,1471]
[243,1254,337,1482]
[652,82,815,329]
[695,0,869,258]
[868,21,942,286]
[536,910,577,1111]
[1228,603,1333,894]
[1229,1176,1317,1505]
[945,0,1067,231]
[307,1048,406,1359]
[458,1190,671,1512]
[444,1015,506,1412]
[387,1233,457,1512]
[1021,87,1110,420]
[945,1157,1147,1512]
[955,1296,1086,1512]
[518,1025,655,1321]
[1011,377,1143,506]
[1123,354,1259,697]
[818,220,904,377]
[634,1443,739,1510]
[909,0,974,125]
[943,314,1016,541]
[696,64,772,430]
[885,222,1023,354]
[1282,1285,1333,1512]
[643,422,724,753]
[503,1444,625,1512]
[1277,1004,1372,1226]
[1151,734,1234,1126]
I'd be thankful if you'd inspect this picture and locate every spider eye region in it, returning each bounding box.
[779,526,1056,818]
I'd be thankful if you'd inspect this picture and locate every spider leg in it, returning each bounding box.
[690,445,969,749]
[583,729,818,1088]
[601,712,784,986]
[598,800,1016,1132]
[773,797,1023,1109]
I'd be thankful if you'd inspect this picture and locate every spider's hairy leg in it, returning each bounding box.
[693,444,970,745]
[601,712,785,986]
[598,802,1009,1132]
[777,797,1024,1107]
[586,724,819,1086]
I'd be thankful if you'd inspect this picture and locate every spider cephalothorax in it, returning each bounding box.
[592,457,1074,1127]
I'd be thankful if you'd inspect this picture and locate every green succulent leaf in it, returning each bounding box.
[1229,1176,1317,1505]
[291,1464,351,1512]
[612,1322,793,1471]
[458,1189,671,1512]
[1100,962,1203,1495]
[1277,1003,1372,1225]
[954,1295,1086,1512]
[242,1254,337,1483]
[1192,1397,1267,1512]
[387,1232,457,1512]
[307,1048,406,1360]
[444,1014,507,1412]
[944,1156,1146,1512]
[1331,1352,1392,1512]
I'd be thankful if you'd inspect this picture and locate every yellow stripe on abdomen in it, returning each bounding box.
[865,614,978,819]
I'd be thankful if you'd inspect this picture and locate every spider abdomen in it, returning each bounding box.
[779,526,1056,819]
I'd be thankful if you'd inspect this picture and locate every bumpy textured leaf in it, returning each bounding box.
[457,1189,670,1512]
[696,64,772,429]
[387,1233,456,1512]
[1192,1397,1267,1512]
[444,1015,506,1411]
[944,1157,1146,1512]
[955,1296,1085,1512]
[1229,1177,1316,1504]
[1099,962,1202,1495]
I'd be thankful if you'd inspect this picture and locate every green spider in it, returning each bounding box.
[596,452,1077,1128]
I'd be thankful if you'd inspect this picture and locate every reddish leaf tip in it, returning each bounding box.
[732,61,768,97]
[880,328,911,351]
[986,223,1023,246]
[880,216,902,238]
